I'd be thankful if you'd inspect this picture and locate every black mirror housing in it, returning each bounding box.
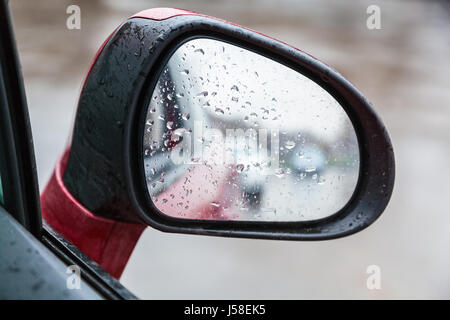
[63,8,395,240]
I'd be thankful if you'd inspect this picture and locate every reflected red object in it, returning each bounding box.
[41,149,145,279]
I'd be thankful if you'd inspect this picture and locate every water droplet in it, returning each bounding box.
[166,121,174,130]
[284,140,296,150]
[215,107,225,115]
[305,166,316,173]
[274,168,286,178]
[163,139,170,147]
[231,85,239,91]
[197,91,208,97]
[180,69,189,75]
[172,128,186,142]
[182,113,190,120]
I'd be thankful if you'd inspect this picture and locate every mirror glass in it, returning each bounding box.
[142,38,359,222]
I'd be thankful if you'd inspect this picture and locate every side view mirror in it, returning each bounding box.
[60,8,395,241]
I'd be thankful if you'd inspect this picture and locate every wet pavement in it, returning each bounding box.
[10,0,450,298]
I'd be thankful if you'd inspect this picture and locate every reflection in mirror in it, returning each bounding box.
[142,38,359,222]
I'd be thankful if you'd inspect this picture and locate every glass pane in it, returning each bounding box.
[142,38,359,222]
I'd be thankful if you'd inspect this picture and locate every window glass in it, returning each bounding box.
[0,174,3,205]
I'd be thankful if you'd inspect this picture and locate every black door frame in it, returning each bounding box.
[0,0,42,237]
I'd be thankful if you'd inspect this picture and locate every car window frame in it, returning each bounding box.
[0,0,137,299]
[0,0,41,236]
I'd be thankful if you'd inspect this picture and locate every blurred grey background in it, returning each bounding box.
[10,0,450,299]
